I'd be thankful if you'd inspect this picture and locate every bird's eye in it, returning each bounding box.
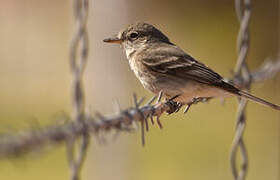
[129,32,139,40]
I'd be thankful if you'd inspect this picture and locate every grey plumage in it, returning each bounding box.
[104,22,280,111]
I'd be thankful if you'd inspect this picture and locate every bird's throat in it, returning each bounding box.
[125,47,137,59]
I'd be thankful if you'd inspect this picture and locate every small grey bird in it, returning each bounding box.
[104,22,280,111]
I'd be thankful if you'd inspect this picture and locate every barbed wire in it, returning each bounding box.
[0,92,168,157]
[67,0,89,180]
[0,59,279,158]
[230,0,251,179]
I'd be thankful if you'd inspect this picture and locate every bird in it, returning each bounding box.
[103,22,280,111]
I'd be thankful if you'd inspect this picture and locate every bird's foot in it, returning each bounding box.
[165,94,183,114]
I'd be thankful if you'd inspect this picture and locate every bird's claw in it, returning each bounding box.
[165,94,183,114]
[166,100,182,114]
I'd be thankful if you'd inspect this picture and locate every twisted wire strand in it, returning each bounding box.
[230,0,251,179]
[67,0,90,180]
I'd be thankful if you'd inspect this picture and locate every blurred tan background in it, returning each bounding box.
[0,0,279,180]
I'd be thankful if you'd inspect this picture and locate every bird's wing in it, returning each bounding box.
[141,44,239,94]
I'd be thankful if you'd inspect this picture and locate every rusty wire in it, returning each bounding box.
[67,0,89,180]
[0,93,172,157]
[230,0,251,179]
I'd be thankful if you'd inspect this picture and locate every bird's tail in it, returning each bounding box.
[238,90,280,110]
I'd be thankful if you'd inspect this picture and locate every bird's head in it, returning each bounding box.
[103,22,171,58]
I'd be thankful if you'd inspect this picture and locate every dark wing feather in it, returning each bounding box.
[141,43,240,94]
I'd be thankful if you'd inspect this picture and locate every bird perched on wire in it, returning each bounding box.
[103,22,280,111]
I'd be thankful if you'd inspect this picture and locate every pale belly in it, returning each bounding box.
[127,54,231,104]
[131,67,231,103]
[173,82,232,103]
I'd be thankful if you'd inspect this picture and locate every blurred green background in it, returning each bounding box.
[0,0,279,180]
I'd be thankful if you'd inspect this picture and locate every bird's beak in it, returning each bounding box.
[103,35,122,44]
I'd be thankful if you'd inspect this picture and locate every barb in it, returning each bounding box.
[67,0,89,180]
[230,0,251,179]
[133,93,146,146]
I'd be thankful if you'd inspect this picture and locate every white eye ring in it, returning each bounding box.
[129,32,139,40]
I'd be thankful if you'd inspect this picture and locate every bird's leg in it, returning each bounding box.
[183,97,212,114]
[156,90,163,103]
[152,93,182,128]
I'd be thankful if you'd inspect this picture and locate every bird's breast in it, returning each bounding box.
[128,56,158,93]
[128,57,146,81]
